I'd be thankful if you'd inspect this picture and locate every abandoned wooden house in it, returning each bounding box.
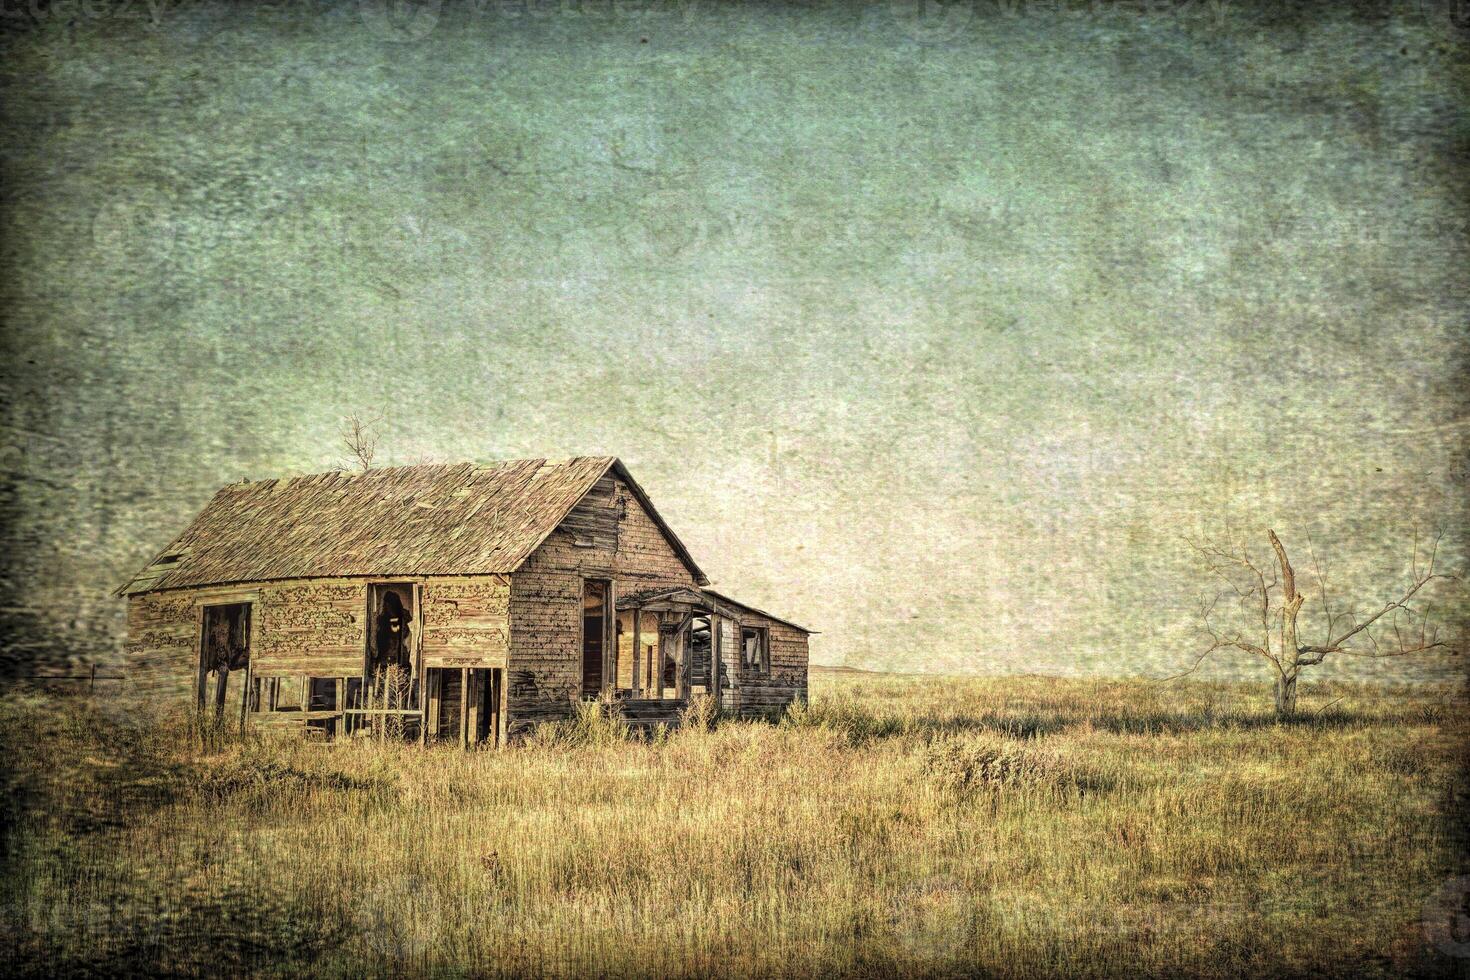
[116,456,813,745]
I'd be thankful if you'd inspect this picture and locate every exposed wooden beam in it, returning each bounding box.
[413,581,425,739]
[460,667,470,750]
[467,669,481,747]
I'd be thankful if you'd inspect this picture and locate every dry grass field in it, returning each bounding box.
[1,669,1466,979]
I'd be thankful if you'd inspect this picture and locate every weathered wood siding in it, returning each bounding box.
[253,579,364,676]
[249,576,509,676]
[125,590,202,705]
[557,474,620,552]
[507,475,699,737]
[421,577,510,669]
[125,575,510,705]
[731,616,810,717]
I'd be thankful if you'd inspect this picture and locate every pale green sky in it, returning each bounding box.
[2,1,1465,681]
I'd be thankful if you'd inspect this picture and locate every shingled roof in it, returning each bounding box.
[118,457,707,595]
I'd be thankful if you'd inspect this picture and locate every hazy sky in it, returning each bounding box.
[2,1,1465,681]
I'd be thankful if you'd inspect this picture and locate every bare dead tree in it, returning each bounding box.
[1181,527,1460,716]
[339,412,381,471]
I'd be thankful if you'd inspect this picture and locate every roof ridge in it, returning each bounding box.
[220,455,616,489]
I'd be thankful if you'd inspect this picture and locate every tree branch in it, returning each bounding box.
[1188,527,1460,685]
[339,411,381,471]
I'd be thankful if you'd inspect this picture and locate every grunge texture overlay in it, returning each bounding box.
[1,1,1466,680]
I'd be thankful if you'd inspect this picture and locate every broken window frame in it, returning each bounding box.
[366,582,417,689]
[741,625,771,678]
[196,600,252,719]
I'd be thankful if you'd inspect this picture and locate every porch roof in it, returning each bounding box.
[618,586,815,634]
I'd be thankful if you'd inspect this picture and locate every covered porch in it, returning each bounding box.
[607,587,742,717]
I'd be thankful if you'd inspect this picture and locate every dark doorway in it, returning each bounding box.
[424,666,503,747]
[582,579,611,698]
[198,602,251,722]
[470,668,503,745]
[367,583,415,685]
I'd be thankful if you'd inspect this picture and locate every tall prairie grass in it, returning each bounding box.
[0,672,1464,978]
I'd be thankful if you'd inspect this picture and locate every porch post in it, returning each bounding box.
[195,605,208,713]
[631,606,642,697]
[411,581,423,714]
[674,618,688,700]
[604,581,618,697]
[656,616,669,702]
[709,612,721,706]
[459,667,470,750]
